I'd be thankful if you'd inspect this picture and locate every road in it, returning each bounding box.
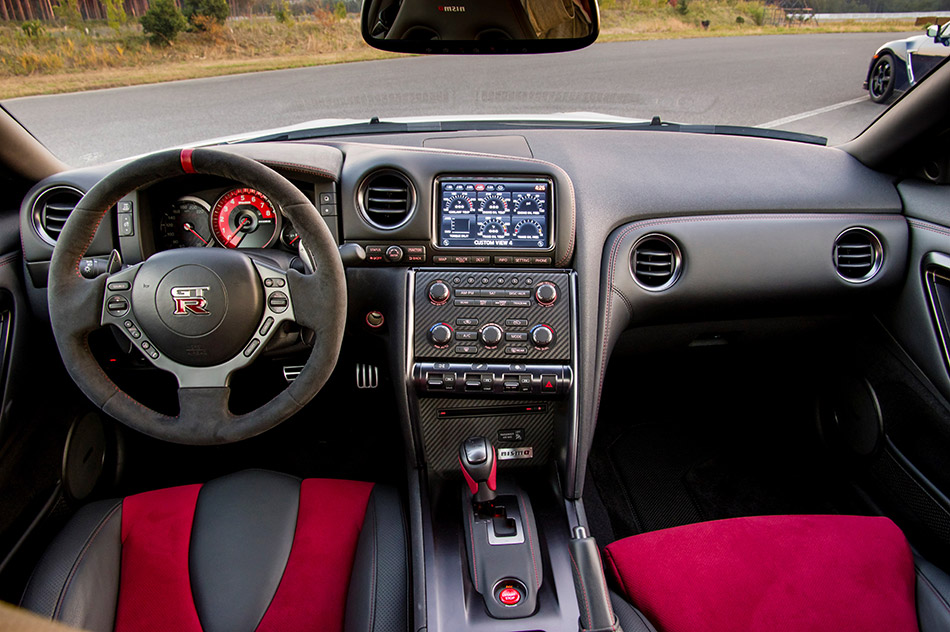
[3,31,914,166]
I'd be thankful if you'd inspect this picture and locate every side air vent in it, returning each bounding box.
[358,170,414,229]
[833,227,883,283]
[31,185,84,245]
[631,233,682,291]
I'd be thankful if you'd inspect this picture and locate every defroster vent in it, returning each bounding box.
[359,170,414,228]
[631,233,682,291]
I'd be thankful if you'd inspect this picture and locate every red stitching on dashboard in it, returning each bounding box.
[908,218,950,238]
[261,160,338,181]
[595,212,906,413]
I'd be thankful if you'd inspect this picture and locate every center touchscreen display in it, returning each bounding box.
[438,179,551,250]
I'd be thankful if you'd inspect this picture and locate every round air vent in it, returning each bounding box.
[833,227,883,283]
[358,170,414,229]
[631,233,682,291]
[31,185,84,245]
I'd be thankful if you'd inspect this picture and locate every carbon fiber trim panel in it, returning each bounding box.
[417,397,555,473]
[413,268,571,361]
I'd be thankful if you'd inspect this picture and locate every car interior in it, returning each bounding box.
[1,7,950,632]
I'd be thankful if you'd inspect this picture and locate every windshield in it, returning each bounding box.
[0,1,947,165]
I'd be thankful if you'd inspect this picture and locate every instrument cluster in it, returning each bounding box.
[156,186,300,251]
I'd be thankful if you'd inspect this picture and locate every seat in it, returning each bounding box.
[602,514,950,632]
[20,470,408,632]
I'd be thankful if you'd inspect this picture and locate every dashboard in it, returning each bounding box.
[15,129,914,502]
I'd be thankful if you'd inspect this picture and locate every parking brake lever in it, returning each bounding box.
[569,526,624,632]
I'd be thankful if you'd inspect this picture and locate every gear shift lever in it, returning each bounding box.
[459,436,497,503]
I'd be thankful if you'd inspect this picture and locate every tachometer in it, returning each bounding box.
[158,196,213,248]
[211,188,279,249]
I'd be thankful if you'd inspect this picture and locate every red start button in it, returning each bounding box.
[498,586,522,606]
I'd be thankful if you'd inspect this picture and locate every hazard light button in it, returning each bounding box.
[540,374,557,393]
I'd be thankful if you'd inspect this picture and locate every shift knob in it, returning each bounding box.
[459,436,497,503]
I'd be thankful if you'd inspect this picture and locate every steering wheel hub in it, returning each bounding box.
[132,248,263,367]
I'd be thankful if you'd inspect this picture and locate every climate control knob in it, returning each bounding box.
[479,324,503,348]
[535,282,558,306]
[530,324,555,348]
[429,323,453,347]
[428,281,450,304]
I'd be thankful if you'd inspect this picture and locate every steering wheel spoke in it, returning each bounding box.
[101,257,297,389]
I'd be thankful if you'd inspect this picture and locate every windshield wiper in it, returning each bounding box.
[231,117,827,146]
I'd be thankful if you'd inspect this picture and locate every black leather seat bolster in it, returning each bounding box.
[344,485,409,632]
[609,591,657,632]
[916,553,950,632]
[20,498,123,632]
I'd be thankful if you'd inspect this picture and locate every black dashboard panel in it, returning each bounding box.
[16,130,909,503]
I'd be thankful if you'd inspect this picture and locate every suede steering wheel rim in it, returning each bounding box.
[47,148,346,445]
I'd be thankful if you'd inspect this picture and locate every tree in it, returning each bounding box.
[141,0,187,44]
[102,0,127,32]
[333,0,345,19]
[182,0,229,28]
[53,0,83,29]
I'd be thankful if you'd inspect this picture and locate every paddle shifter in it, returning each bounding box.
[459,436,497,503]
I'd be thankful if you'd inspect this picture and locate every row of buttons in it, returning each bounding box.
[454,318,529,328]
[426,371,557,392]
[455,345,529,355]
[117,199,134,237]
[455,331,528,342]
[455,288,532,298]
[454,299,531,308]
[450,276,537,286]
[366,245,426,263]
[432,255,551,266]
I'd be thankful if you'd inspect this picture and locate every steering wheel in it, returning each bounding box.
[47,148,346,445]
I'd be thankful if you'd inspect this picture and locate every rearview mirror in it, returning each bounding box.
[361,0,599,54]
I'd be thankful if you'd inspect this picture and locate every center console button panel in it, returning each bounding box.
[413,269,571,362]
[414,363,572,396]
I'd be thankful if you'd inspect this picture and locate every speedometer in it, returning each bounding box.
[158,196,212,249]
[211,188,279,249]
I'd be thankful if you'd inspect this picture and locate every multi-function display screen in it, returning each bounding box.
[437,179,552,250]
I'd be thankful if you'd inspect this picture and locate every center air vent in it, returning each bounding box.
[31,185,84,245]
[833,227,883,283]
[359,170,414,229]
[631,233,682,291]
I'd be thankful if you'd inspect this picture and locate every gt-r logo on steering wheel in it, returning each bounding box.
[171,286,211,315]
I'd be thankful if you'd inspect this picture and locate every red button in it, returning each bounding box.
[498,587,521,606]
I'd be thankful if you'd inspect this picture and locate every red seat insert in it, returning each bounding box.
[604,514,918,632]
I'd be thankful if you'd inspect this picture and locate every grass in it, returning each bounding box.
[0,3,919,99]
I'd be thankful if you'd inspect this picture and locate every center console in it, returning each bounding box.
[409,268,574,475]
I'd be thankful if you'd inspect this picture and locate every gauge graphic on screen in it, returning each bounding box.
[513,193,544,215]
[158,196,213,248]
[477,218,509,238]
[479,193,508,214]
[211,188,279,249]
[444,194,474,213]
[513,219,543,240]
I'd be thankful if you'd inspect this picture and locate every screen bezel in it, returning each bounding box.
[432,175,556,253]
